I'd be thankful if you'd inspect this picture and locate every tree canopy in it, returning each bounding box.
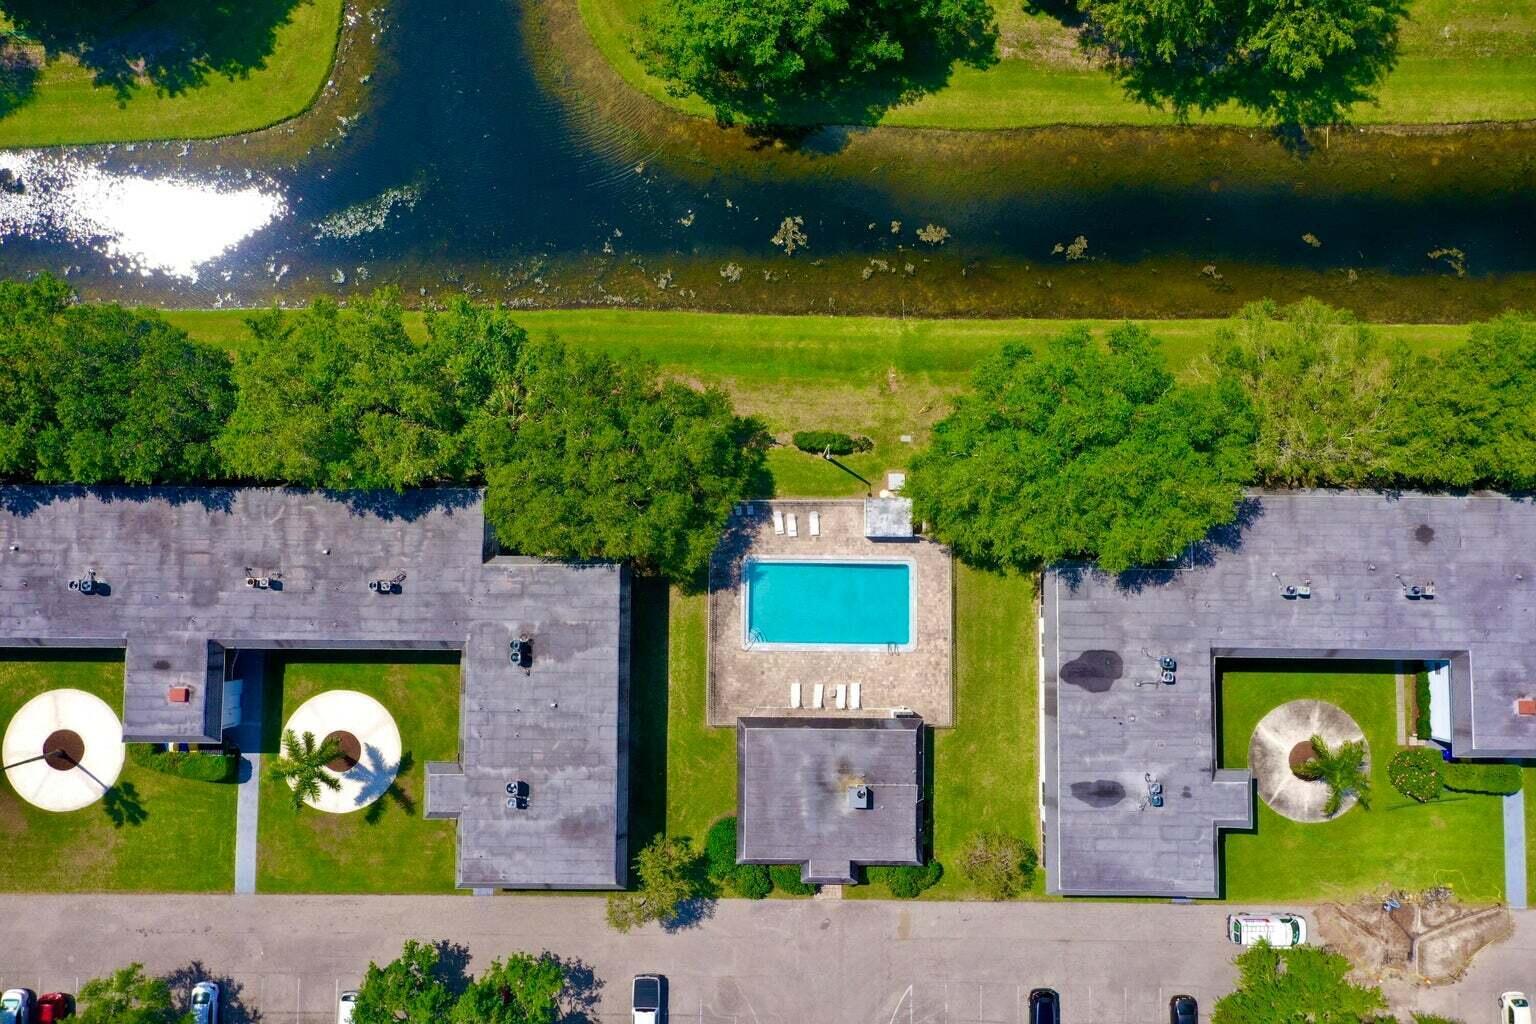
[1213,944,1389,1024]
[635,0,997,126]
[449,954,564,1024]
[606,835,705,933]
[1080,0,1408,126]
[76,964,190,1024]
[0,274,233,485]
[351,940,458,1024]
[483,339,768,582]
[351,941,566,1024]
[908,323,1256,573]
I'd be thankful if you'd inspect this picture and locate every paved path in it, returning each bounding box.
[230,652,265,896]
[1504,789,1528,910]
[0,896,1533,1023]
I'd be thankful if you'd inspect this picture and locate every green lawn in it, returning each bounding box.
[0,652,237,892]
[1526,767,1536,899]
[656,587,735,844]
[0,0,343,148]
[254,652,460,893]
[1219,668,1506,903]
[578,0,1536,129]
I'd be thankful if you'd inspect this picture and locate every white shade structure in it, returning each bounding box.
[281,690,403,814]
[1248,699,1369,823]
[3,689,125,812]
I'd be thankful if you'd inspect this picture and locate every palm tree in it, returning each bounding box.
[1295,733,1371,817]
[268,729,343,811]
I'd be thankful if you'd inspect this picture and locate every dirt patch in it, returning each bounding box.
[1288,740,1317,777]
[43,729,84,771]
[323,730,361,773]
[1317,892,1513,985]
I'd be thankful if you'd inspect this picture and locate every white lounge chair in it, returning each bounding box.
[834,684,847,710]
[787,513,798,538]
[809,510,821,538]
[850,682,861,709]
[773,508,785,535]
[789,681,802,709]
[811,683,824,709]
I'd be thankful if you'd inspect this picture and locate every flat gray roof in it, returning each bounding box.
[1043,491,1536,898]
[0,486,629,890]
[737,715,924,884]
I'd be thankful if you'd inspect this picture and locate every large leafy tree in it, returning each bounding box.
[606,835,703,933]
[449,954,564,1024]
[1081,0,1407,126]
[0,274,234,484]
[636,0,997,125]
[218,292,524,490]
[483,340,768,583]
[1213,944,1388,1024]
[908,324,1256,574]
[351,940,457,1024]
[76,964,191,1024]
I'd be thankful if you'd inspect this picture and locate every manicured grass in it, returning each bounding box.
[0,0,343,148]
[161,308,1468,501]
[658,587,735,844]
[1219,669,1506,902]
[1527,767,1536,900]
[0,652,237,892]
[254,652,460,893]
[578,0,1536,129]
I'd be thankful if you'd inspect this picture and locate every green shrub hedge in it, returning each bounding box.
[868,861,943,898]
[1388,748,1443,803]
[127,744,239,783]
[1413,672,1432,741]
[1443,761,1523,795]
[770,864,815,895]
[791,431,873,456]
[732,863,773,899]
[704,816,739,881]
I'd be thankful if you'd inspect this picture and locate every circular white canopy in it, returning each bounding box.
[3,689,125,813]
[1249,698,1369,823]
[281,690,403,814]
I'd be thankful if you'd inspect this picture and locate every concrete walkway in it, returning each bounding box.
[1504,789,1528,910]
[231,652,266,896]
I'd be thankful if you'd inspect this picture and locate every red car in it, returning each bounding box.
[36,993,73,1022]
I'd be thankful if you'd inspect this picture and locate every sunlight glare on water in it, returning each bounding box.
[0,152,287,281]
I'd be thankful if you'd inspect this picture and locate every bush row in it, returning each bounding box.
[1413,672,1432,742]
[791,430,873,456]
[703,816,818,899]
[1388,747,1523,803]
[1443,761,1523,796]
[127,743,239,783]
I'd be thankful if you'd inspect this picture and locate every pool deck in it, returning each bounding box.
[707,500,953,727]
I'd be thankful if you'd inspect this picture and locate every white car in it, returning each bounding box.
[1500,992,1532,1024]
[632,975,664,1024]
[1227,912,1306,947]
[338,989,359,1024]
[190,981,220,1024]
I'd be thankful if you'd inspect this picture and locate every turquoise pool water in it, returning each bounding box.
[744,559,912,647]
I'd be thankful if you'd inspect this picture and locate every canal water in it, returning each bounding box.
[0,0,1531,318]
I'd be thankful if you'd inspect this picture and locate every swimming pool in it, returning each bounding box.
[742,558,915,650]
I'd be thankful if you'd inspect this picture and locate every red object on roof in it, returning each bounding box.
[167,686,191,704]
[1517,698,1536,717]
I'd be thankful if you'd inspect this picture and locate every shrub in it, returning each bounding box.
[959,831,1038,899]
[869,861,943,898]
[127,743,238,783]
[792,430,871,456]
[732,863,773,899]
[1414,671,1432,741]
[1388,748,1443,803]
[703,816,739,881]
[1443,761,1523,796]
[770,864,815,896]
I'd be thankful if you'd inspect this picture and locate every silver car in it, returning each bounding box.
[338,989,359,1024]
[191,981,220,1024]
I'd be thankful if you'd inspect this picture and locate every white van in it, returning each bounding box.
[1227,913,1306,947]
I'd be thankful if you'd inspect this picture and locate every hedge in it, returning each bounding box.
[1388,748,1443,803]
[770,864,815,895]
[1443,761,1523,796]
[732,863,772,899]
[704,816,739,882]
[868,861,943,898]
[127,744,239,783]
[791,431,873,456]
[1413,671,1432,741]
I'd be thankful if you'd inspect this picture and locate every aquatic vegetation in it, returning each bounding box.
[917,224,950,245]
[1427,247,1468,277]
[719,262,742,282]
[1302,233,1322,248]
[771,215,808,255]
[313,183,422,240]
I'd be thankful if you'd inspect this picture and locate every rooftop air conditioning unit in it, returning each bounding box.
[847,785,872,810]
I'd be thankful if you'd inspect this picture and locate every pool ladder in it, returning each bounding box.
[747,627,765,649]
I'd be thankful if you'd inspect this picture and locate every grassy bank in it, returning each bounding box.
[0,0,343,148]
[577,0,1536,129]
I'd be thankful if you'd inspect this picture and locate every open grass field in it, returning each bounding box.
[162,307,1469,500]
[0,651,237,892]
[254,652,461,893]
[1219,668,1506,903]
[578,0,1536,129]
[0,0,342,148]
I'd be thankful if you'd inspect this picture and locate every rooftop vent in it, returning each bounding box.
[1517,699,1536,717]
[847,784,872,810]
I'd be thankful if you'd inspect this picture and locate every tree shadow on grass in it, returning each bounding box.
[0,0,307,99]
[103,780,147,827]
[626,578,669,854]
[0,36,39,119]
[166,963,262,1024]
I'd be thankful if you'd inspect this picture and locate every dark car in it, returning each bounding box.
[1028,988,1060,1024]
[1170,994,1198,1024]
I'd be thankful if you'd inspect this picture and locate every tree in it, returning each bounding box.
[351,940,457,1024]
[267,728,342,812]
[76,963,190,1024]
[959,831,1038,899]
[1213,944,1387,1023]
[483,340,768,583]
[1295,733,1371,817]
[0,274,234,484]
[450,954,564,1024]
[218,292,523,490]
[606,835,702,933]
[635,0,998,126]
[1201,299,1419,487]
[1080,0,1407,126]
[908,324,1256,574]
